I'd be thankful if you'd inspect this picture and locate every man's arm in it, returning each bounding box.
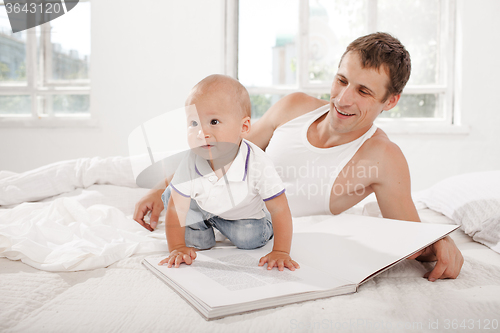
[370,140,420,222]
[133,175,174,231]
[370,139,464,280]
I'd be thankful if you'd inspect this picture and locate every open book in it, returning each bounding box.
[142,214,458,320]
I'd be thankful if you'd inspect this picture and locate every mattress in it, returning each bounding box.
[1,158,499,332]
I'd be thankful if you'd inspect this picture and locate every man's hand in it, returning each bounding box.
[133,189,164,231]
[409,236,464,281]
[159,247,197,268]
[259,251,300,271]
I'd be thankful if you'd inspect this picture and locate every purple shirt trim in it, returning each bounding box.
[242,141,250,181]
[170,184,190,198]
[194,164,203,177]
[263,189,285,202]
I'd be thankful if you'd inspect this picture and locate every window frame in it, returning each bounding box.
[0,0,93,127]
[226,0,467,134]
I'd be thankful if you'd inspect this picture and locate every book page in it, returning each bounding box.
[194,253,302,291]
[291,214,458,284]
[145,246,352,308]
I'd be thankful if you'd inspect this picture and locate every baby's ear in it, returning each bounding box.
[241,116,251,137]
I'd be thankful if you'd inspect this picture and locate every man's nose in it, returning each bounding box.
[337,86,355,107]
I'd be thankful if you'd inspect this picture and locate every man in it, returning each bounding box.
[133,32,463,281]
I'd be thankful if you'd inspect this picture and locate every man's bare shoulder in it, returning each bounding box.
[266,92,328,128]
[248,93,328,150]
[358,128,407,168]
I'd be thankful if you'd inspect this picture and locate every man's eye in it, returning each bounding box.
[338,78,347,85]
[210,119,220,125]
[359,90,368,95]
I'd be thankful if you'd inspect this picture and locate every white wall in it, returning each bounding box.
[0,0,225,172]
[1,0,499,192]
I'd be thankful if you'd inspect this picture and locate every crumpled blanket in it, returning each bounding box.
[0,156,138,206]
[0,157,168,271]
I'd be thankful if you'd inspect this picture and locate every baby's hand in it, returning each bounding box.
[159,247,197,268]
[258,251,300,271]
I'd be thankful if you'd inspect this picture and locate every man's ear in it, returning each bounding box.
[241,116,251,137]
[383,94,401,111]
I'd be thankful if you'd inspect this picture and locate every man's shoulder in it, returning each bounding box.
[282,92,327,108]
[268,92,329,127]
[358,128,406,167]
[247,93,328,150]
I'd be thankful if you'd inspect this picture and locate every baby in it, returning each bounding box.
[159,74,299,271]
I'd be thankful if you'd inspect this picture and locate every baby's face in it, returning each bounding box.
[186,93,247,161]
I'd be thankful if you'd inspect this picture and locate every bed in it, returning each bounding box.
[1,157,499,333]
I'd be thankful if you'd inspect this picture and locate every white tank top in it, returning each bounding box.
[265,104,377,217]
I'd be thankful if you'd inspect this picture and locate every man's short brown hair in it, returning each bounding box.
[340,32,411,102]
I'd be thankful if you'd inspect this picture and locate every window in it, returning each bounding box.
[0,0,91,125]
[229,0,459,131]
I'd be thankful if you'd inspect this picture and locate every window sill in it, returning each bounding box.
[375,121,470,135]
[0,115,99,128]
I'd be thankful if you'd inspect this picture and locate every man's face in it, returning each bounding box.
[329,51,399,135]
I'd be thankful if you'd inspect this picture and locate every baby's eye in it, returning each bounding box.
[189,120,198,127]
[210,119,220,125]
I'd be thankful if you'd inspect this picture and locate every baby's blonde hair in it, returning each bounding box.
[186,74,251,118]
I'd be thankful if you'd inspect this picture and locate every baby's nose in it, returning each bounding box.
[197,129,209,139]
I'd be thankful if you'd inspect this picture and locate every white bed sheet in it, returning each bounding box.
[1,158,500,332]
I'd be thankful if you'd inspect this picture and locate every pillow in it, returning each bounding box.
[416,171,500,253]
